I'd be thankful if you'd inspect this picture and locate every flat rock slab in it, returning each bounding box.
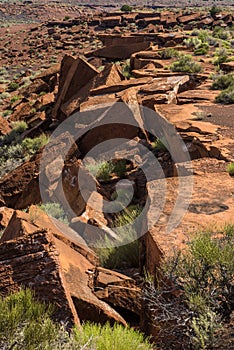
[142,159,234,275]
[86,42,151,60]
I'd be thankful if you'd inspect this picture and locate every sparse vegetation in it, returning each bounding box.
[120,4,133,12]
[10,95,21,104]
[0,289,152,350]
[211,73,234,90]
[210,5,222,17]
[151,137,168,153]
[7,81,19,92]
[95,205,141,269]
[86,159,127,181]
[0,127,48,178]
[158,48,179,59]
[213,48,228,66]
[215,85,234,104]
[170,54,202,73]
[226,162,234,176]
[38,202,69,224]
[143,225,234,349]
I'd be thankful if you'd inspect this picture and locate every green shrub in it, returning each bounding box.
[2,109,13,117]
[194,43,209,56]
[8,82,19,92]
[21,134,49,156]
[175,227,234,309]
[11,120,28,134]
[120,4,133,12]
[121,60,132,79]
[74,322,152,350]
[11,95,21,103]
[143,225,234,349]
[0,121,27,145]
[0,133,48,178]
[184,37,202,49]
[170,54,202,73]
[95,205,141,269]
[158,48,180,59]
[210,5,222,17]
[0,288,57,349]
[213,27,230,41]
[151,137,168,153]
[39,202,68,224]
[86,159,127,181]
[95,161,115,181]
[215,85,234,104]
[213,48,228,66]
[211,73,234,90]
[226,162,234,176]
[0,289,152,350]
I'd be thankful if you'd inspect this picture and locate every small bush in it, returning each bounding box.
[213,27,230,41]
[0,132,48,178]
[152,137,168,153]
[215,85,234,104]
[184,37,202,49]
[7,82,19,92]
[121,59,132,79]
[21,133,49,156]
[211,73,234,90]
[194,43,209,56]
[226,162,234,176]
[170,54,202,73]
[95,205,141,269]
[158,48,180,59]
[0,288,57,349]
[210,5,222,17]
[39,202,68,224]
[74,322,152,350]
[11,120,28,134]
[96,161,115,181]
[10,95,21,104]
[2,109,13,117]
[0,289,152,350]
[213,48,228,66]
[86,159,127,181]
[120,4,133,12]
[143,225,234,349]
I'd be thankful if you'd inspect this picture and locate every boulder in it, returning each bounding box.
[0,208,139,326]
[77,101,142,155]
[100,16,121,28]
[138,75,190,107]
[0,229,79,328]
[58,62,123,118]
[0,207,14,230]
[0,116,11,135]
[32,63,60,85]
[131,57,163,70]
[93,63,124,88]
[9,101,32,122]
[53,55,99,120]
[20,78,50,98]
[140,164,234,275]
[0,151,42,209]
[93,267,141,316]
